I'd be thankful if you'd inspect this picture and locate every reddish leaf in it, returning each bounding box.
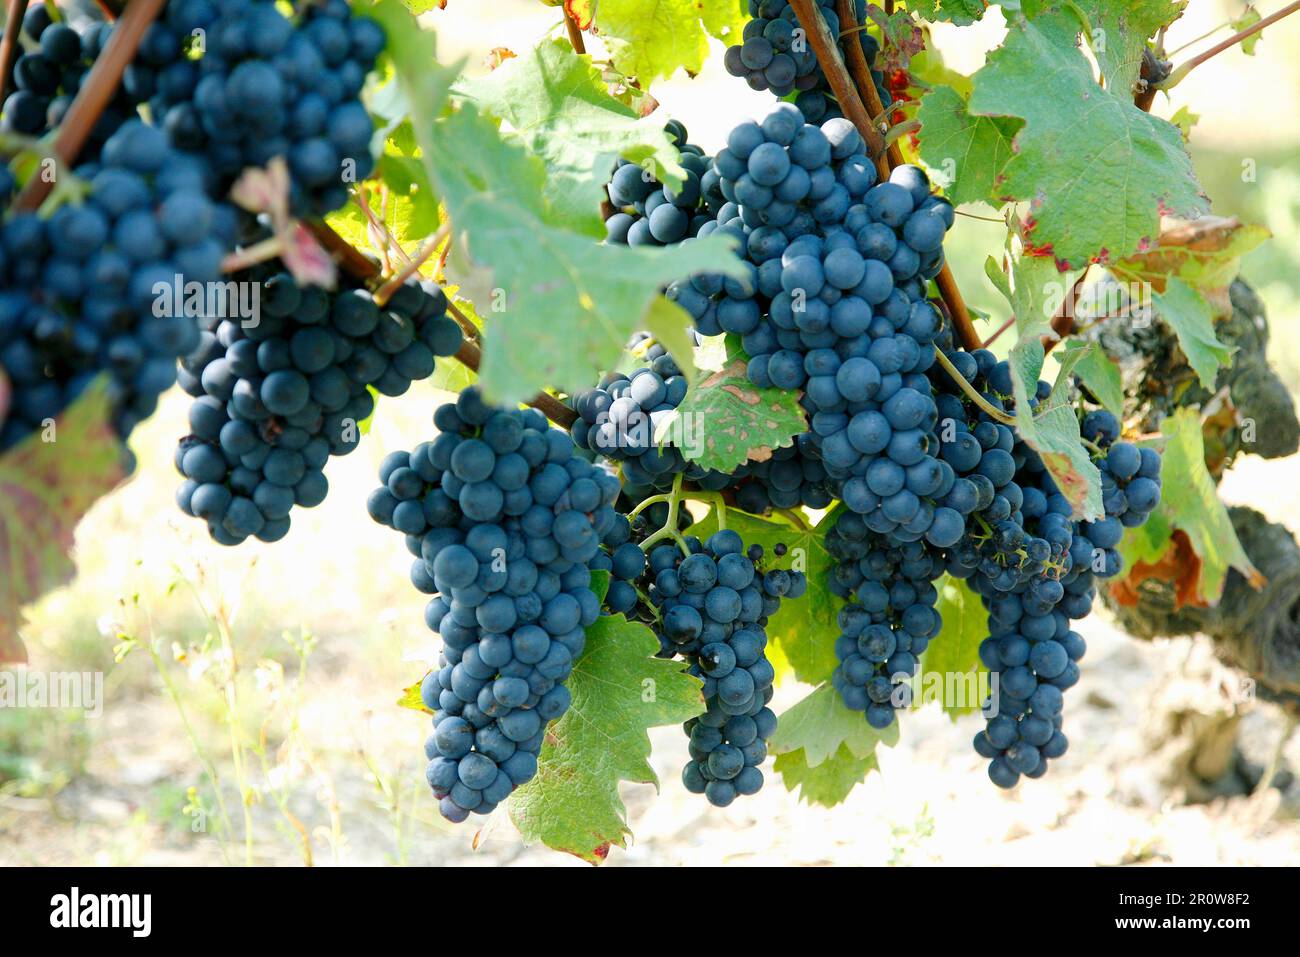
[0,379,126,664]
[1110,529,1207,610]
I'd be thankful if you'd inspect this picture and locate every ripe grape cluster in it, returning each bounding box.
[174,267,460,544]
[0,121,228,456]
[608,528,803,805]
[146,0,385,215]
[0,7,141,155]
[725,0,893,118]
[670,104,958,540]
[368,388,622,822]
[930,355,1164,786]
[826,511,942,728]
[604,122,725,247]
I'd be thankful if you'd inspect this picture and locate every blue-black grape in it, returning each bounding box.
[175,267,460,545]
[372,388,622,822]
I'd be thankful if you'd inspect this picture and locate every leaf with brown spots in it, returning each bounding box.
[654,358,807,474]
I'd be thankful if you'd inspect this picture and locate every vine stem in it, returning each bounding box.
[15,0,166,212]
[627,492,672,518]
[1160,0,1300,89]
[830,0,981,353]
[306,221,579,428]
[981,313,1016,348]
[0,0,31,103]
[639,473,692,557]
[790,0,888,179]
[1044,267,1091,355]
[372,220,450,307]
[563,8,586,54]
[933,348,1018,425]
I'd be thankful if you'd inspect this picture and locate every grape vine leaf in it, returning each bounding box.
[398,678,433,715]
[510,611,703,863]
[641,296,699,388]
[685,506,839,685]
[916,84,1020,207]
[1232,5,1264,54]
[656,357,807,474]
[1152,277,1235,390]
[773,744,878,808]
[967,7,1208,267]
[0,379,126,665]
[459,39,685,236]
[584,0,746,86]
[770,683,900,769]
[1061,340,1125,418]
[1007,331,1104,521]
[1067,0,1187,93]
[1111,216,1270,322]
[416,104,747,405]
[1113,408,1262,607]
[911,0,989,26]
[922,576,989,721]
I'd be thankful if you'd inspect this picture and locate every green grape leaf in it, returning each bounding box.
[590,0,743,87]
[459,39,685,235]
[1069,0,1187,93]
[510,610,703,863]
[1168,106,1200,140]
[400,0,445,13]
[0,378,126,665]
[1007,332,1104,520]
[1232,5,1264,55]
[655,358,807,474]
[1062,340,1125,417]
[773,743,878,808]
[641,297,699,388]
[967,7,1207,267]
[921,576,989,721]
[916,84,1020,207]
[1152,277,1235,390]
[1117,408,1262,605]
[398,676,433,715]
[911,0,989,26]
[685,506,839,685]
[416,105,746,405]
[770,683,900,769]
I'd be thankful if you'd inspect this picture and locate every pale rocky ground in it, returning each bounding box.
[4,0,1300,868]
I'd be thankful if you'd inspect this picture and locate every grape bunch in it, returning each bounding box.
[609,528,803,806]
[368,388,622,822]
[0,8,142,155]
[145,0,385,216]
[725,0,893,117]
[604,121,725,246]
[826,511,942,728]
[671,104,958,540]
[928,355,1164,787]
[174,266,461,545]
[0,121,229,456]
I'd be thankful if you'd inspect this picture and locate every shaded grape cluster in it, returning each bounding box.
[607,528,803,805]
[0,7,153,158]
[604,121,725,246]
[175,267,460,544]
[826,511,942,728]
[368,388,623,822]
[928,357,1164,786]
[0,122,228,457]
[725,0,893,117]
[146,0,385,216]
